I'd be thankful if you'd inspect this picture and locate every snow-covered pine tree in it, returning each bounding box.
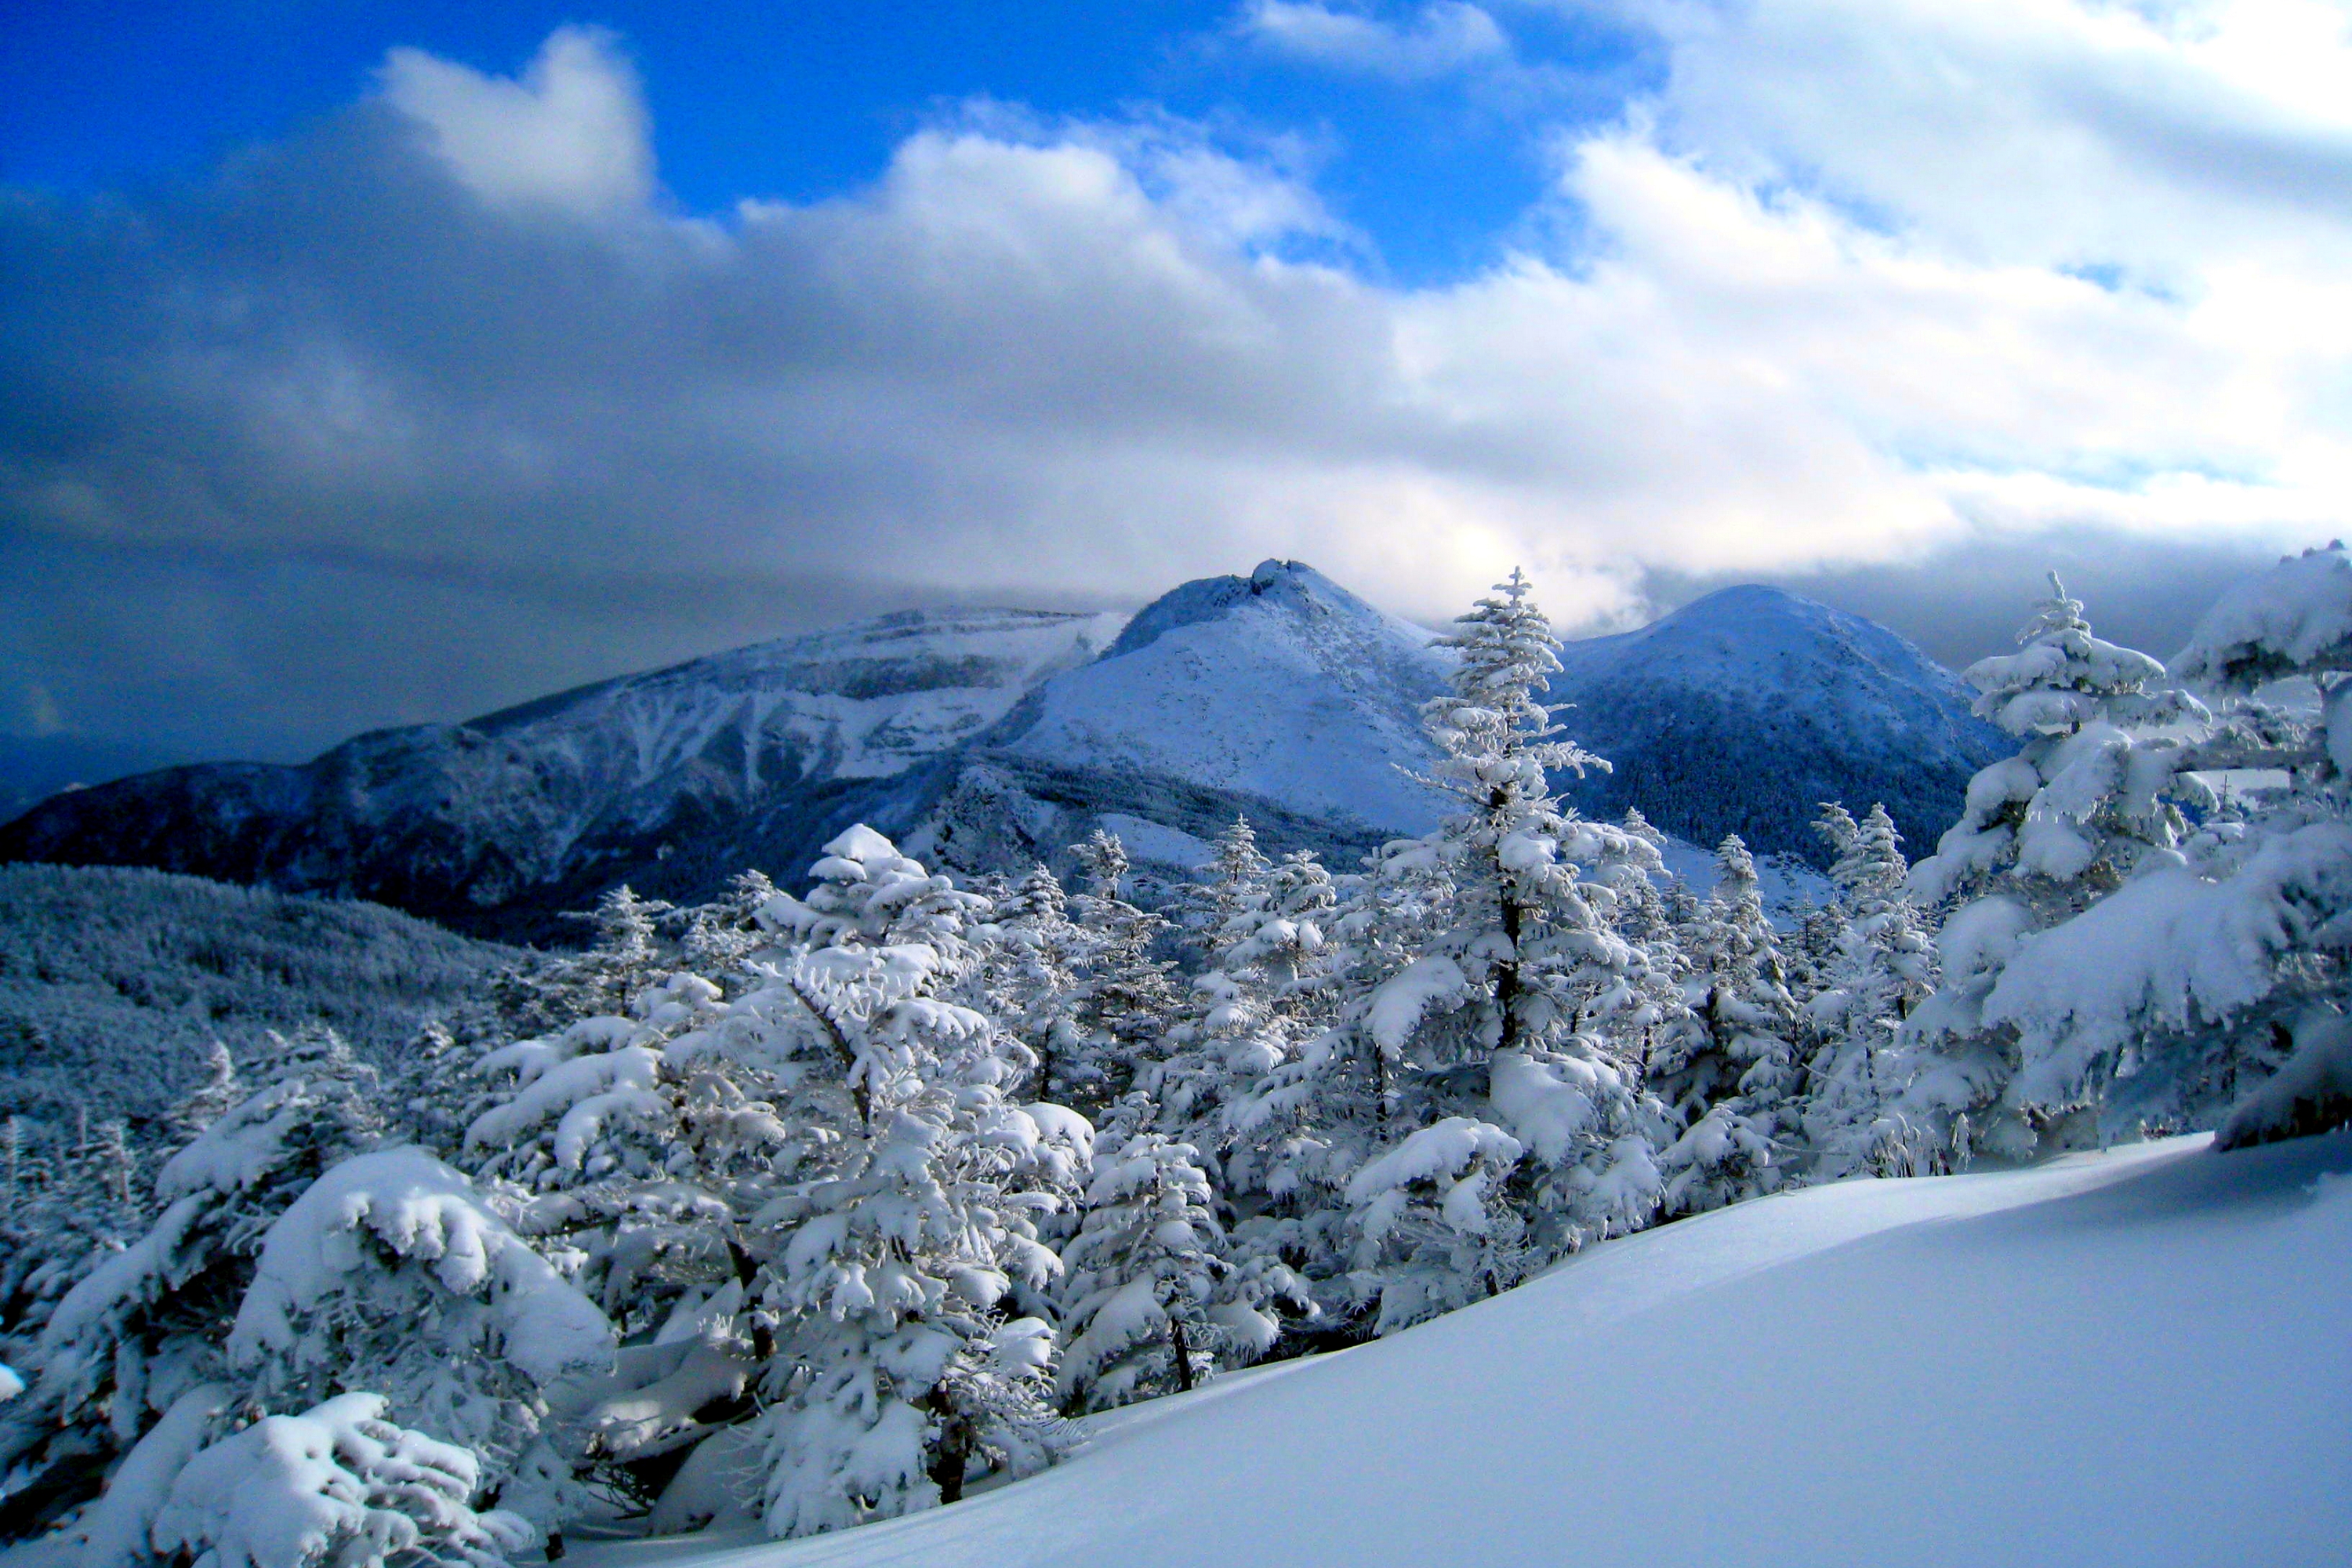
[220,1145,616,1535]
[1652,835,1798,1214]
[742,827,1072,1538]
[1342,1116,1530,1334]
[679,869,782,975]
[166,1042,244,1144]
[1218,853,1438,1334]
[1285,572,1664,1330]
[1145,822,1294,1167]
[1054,1121,1301,1411]
[462,964,747,1352]
[1903,575,2209,1158]
[1235,849,1340,1011]
[448,900,821,1522]
[0,1028,389,1544]
[981,865,1095,1113]
[1061,832,1181,1120]
[492,886,677,1037]
[146,1393,539,1568]
[1800,805,1940,1178]
[1970,544,2352,1141]
[1599,811,1691,1083]
[1175,818,1272,967]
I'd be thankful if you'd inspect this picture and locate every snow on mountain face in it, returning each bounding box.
[896,563,1461,896]
[0,609,1122,942]
[1548,585,2011,866]
[466,607,1126,791]
[989,561,1452,833]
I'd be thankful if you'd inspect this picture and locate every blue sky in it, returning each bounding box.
[0,1,1654,283]
[3,2,2351,768]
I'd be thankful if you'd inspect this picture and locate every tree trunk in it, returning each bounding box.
[928,1443,967,1505]
[1490,786,1524,1055]
[726,1239,775,1361]
[1171,1315,1196,1392]
[923,1389,971,1504]
[1496,891,1524,1055]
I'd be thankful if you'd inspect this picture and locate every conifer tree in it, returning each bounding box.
[1147,821,1294,1166]
[1273,572,1665,1329]
[167,1042,245,1143]
[0,1029,390,1539]
[1976,544,2352,1142]
[1653,837,1799,1213]
[982,865,1094,1111]
[1904,575,2209,1157]
[1054,1122,1297,1411]
[1343,1117,1530,1334]
[1061,832,1181,1120]
[743,828,1070,1538]
[1801,805,1939,1178]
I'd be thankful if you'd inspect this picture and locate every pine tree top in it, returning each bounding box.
[1422,569,1608,791]
[1962,571,2177,736]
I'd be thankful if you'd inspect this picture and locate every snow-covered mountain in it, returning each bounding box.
[0,609,1122,942]
[1550,584,2010,865]
[0,566,1987,940]
[908,561,1454,891]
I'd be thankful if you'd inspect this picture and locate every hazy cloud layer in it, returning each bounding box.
[4,9,2349,764]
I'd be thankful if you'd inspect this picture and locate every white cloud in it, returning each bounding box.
[1241,1,1515,80]
[1630,0,2352,276]
[7,13,2352,749]
[379,25,655,217]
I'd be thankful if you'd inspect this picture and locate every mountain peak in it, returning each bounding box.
[1675,583,1815,616]
[1549,584,2005,863]
[987,561,1453,836]
[1105,559,1417,662]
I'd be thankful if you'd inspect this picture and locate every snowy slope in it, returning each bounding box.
[1550,585,2011,865]
[993,561,1450,833]
[576,1132,2352,1567]
[906,562,1455,890]
[0,611,1122,942]
[0,862,516,1122]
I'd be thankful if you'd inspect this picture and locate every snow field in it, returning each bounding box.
[574,1133,2352,1568]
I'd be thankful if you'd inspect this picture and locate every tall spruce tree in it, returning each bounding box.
[1904,575,2209,1158]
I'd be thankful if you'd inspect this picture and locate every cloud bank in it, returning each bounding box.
[4,7,2349,760]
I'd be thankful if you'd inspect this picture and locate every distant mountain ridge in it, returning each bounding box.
[1550,584,2010,866]
[0,608,1123,942]
[0,566,1997,941]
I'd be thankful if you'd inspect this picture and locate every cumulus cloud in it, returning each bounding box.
[379,25,655,216]
[1,14,2347,763]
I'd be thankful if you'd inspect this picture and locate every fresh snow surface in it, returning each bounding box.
[575,1134,2352,1568]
